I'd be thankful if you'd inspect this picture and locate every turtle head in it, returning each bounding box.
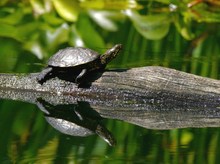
[100,44,122,65]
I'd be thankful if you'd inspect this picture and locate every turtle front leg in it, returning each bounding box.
[37,67,53,84]
[75,69,87,84]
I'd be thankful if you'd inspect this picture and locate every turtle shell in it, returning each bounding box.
[45,117,94,136]
[48,47,100,67]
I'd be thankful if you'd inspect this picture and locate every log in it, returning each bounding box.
[1,66,220,130]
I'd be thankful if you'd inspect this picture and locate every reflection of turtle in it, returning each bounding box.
[37,44,122,84]
[36,98,116,146]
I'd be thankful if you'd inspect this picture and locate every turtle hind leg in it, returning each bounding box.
[37,67,53,84]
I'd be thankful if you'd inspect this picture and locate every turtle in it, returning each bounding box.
[37,44,122,85]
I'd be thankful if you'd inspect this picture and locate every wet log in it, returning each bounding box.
[0,66,220,103]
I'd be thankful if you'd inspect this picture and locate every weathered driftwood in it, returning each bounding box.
[1,66,220,130]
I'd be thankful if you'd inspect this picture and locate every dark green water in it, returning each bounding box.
[1,1,220,163]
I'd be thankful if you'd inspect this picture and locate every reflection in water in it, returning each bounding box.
[36,98,116,146]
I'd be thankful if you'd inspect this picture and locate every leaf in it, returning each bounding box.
[88,10,121,32]
[76,14,105,52]
[44,23,70,51]
[0,0,9,6]
[52,0,80,22]
[79,0,142,10]
[0,24,23,42]
[126,10,171,40]
[0,38,19,72]
[29,0,53,16]
[0,8,24,25]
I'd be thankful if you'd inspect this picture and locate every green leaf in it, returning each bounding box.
[76,14,105,52]
[0,24,23,42]
[29,0,53,16]
[79,0,142,10]
[0,39,19,72]
[88,10,122,32]
[44,23,70,51]
[52,0,80,22]
[126,10,171,40]
[0,0,9,6]
[0,8,24,25]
